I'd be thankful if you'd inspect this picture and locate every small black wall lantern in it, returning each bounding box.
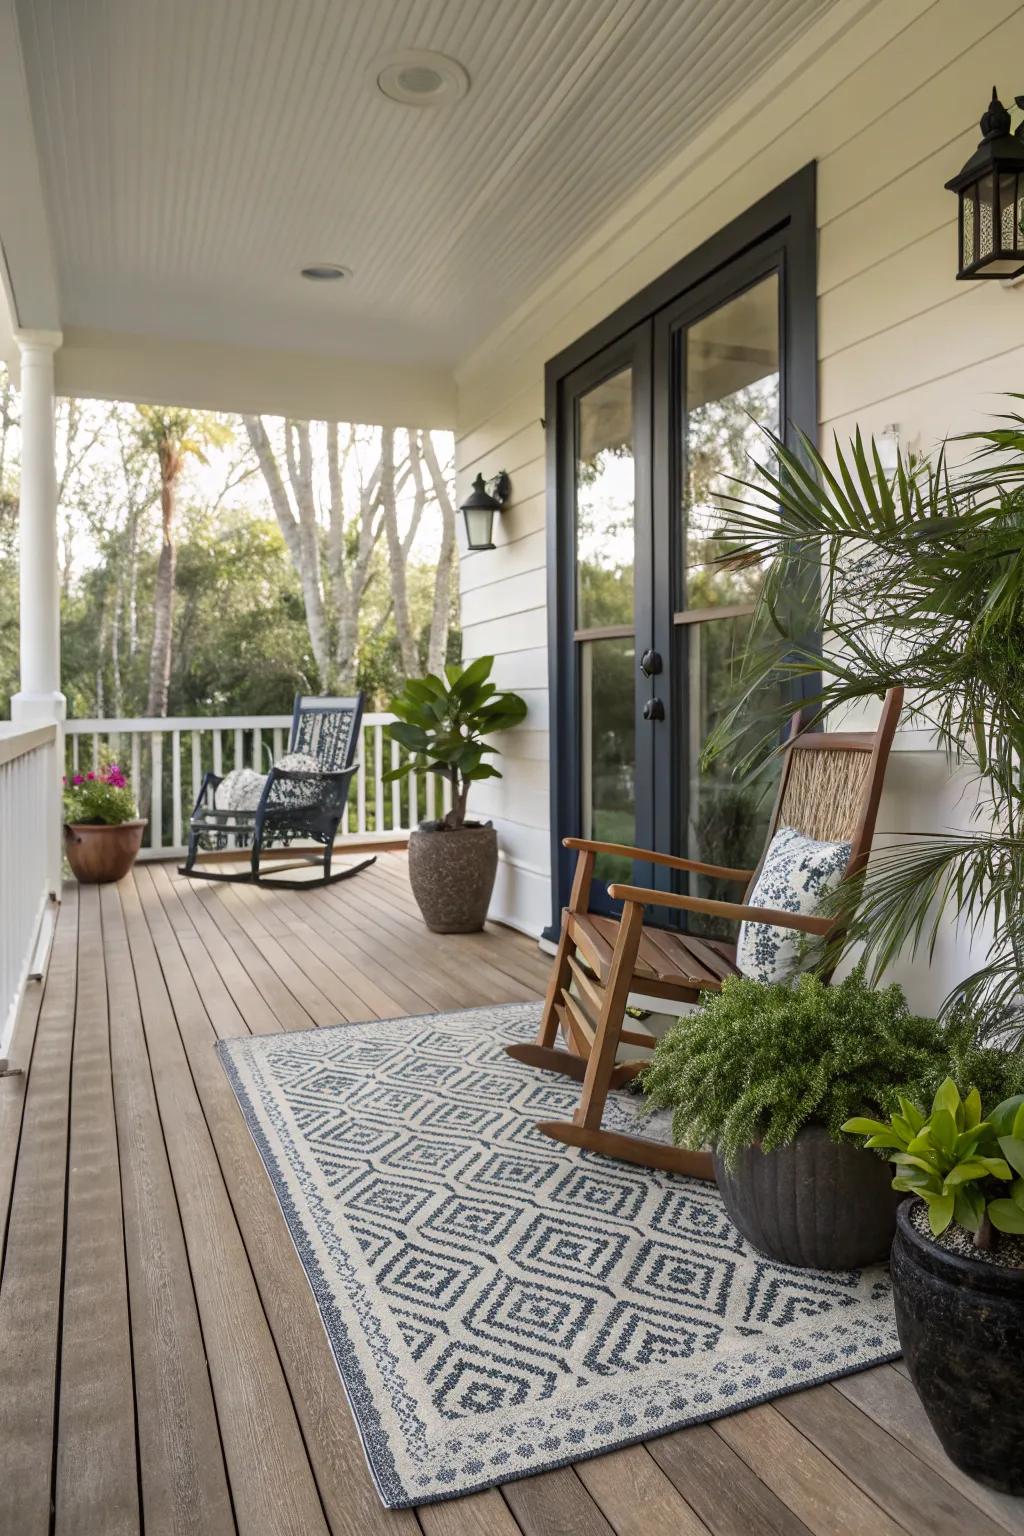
[459,470,510,551]
[946,87,1024,280]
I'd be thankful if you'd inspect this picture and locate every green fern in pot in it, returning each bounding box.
[640,968,1001,1270]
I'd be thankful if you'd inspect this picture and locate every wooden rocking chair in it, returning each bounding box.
[506,687,903,1178]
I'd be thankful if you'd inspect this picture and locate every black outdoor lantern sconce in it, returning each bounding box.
[946,87,1024,280]
[459,470,510,551]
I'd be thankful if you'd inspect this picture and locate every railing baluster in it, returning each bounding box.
[72,734,79,773]
[234,727,243,773]
[407,761,416,832]
[171,731,182,851]
[150,733,163,850]
[92,733,100,772]
[391,739,400,831]
[213,730,222,777]
[357,728,367,834]
[131,733,141,800]
[253,727,262,770]
[191,732,201,806]
[426,772,435,823]
[273,727,283,760]
[374,726,384,834]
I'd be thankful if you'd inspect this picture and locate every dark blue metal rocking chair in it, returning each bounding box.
[179,693,376,887]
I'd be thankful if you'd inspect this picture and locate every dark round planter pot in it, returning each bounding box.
[713,1124,902,1270]
[407,822,498,933]
[64,819,147,884]
[891,1199,1024,1495]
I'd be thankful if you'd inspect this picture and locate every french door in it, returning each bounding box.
[546,169,817,931]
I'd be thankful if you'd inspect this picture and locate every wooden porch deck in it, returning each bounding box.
[1,852,1022,1536]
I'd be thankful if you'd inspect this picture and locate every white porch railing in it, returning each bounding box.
[0,723,58,1053]
[64,712,446,859]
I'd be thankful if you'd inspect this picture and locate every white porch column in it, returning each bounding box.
[11,329,65,896]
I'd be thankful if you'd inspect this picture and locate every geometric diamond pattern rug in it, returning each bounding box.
[217,1002,899,1507]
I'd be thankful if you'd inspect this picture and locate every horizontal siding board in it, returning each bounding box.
[817,126,974,293]
[815,3,1024,226]
[461,566,548,629]
[461,526,547,593]
[819,284,1017,423]
[818,222,967,361]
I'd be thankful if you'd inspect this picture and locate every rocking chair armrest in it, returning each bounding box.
[604,883,834,936]
[563,836,754,885]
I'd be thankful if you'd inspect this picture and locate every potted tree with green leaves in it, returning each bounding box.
[383,656,527,932]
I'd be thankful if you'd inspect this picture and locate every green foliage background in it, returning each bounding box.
[0,378,458,719]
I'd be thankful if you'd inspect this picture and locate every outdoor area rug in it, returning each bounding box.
[217,1001,899,1507]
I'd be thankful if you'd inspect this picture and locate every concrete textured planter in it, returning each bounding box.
[712,1124,902,1270]
[891,1200,1024,1495]
[407,822,498,932]
[64,819,147,884]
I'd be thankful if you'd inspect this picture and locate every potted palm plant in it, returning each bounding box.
[383,656,527,932]
[843,1080,1024,1493]
[709,401,1024,1490]
[63,759,146,883]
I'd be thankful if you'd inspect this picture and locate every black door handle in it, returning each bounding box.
[642,697,665,722]
[640,648,662,677]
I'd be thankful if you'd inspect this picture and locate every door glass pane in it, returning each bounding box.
[581,636,635,884]
[576,369,634,628]
[684,614,787,936]
[682,274,779,610]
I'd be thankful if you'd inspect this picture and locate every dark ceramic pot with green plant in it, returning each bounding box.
[843,1078,1024,1494]
[641,968,959,1270]
[383,656,527,932]
[63,760,146,884]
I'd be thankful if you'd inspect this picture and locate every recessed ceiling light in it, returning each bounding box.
[300,263,351,281]
[375,49,469,107]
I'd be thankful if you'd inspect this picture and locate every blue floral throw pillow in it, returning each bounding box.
[735,825,851,984]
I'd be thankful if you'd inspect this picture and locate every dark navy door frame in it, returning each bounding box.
[543,164,818,941]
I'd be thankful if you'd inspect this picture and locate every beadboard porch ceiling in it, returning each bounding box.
[5,0,843,370]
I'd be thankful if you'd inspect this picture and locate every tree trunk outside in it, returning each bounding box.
[145,451,178,717]
[422,433,456,676]
[382,427,418,679]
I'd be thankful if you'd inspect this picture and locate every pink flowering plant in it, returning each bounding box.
[62,757,139,826]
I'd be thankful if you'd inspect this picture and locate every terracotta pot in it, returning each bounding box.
[712,1124,902,1270]
[64,819,147,884]
[407,822,498,932]
[891,1199,1024,1494]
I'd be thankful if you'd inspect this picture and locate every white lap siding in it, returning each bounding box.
[455,0,1024,1005]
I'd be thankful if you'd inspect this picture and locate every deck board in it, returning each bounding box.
[1,853,1021,1536]
[56,886,139,1536]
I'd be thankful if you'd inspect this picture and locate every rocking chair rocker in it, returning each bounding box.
[506,687,903,1177]
[179,693,376,888]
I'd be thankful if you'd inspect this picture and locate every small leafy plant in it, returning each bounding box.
[62,760,139,826]
[641,968,961,1169]
[843,1080,1024,1247]
[383,656,527,830]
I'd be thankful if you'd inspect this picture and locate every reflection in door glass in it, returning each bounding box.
[576,369,634,629]
[581,637,635,884]
[685,615,787,935]
[680,275,782,933]
[683,275,779,610]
